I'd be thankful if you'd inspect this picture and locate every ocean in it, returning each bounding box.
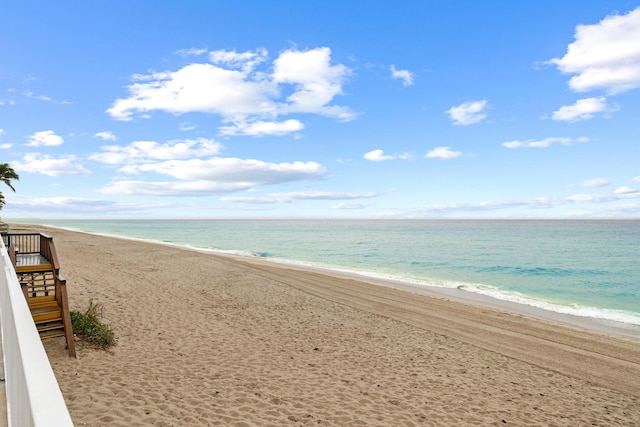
[14,219,640,330]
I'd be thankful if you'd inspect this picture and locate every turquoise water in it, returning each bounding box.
[14,219,640,326]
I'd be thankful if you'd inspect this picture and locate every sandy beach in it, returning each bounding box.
[17,225,640,426]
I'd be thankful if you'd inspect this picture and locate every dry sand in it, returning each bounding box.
[18,225,640,426]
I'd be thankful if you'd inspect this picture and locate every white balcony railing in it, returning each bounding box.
[0,239,73,426]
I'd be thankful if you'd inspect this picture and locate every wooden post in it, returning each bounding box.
[58,277,76,358]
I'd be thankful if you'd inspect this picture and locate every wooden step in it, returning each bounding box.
[30,300,59,307]
[15,263,53,274]
[28,296,57,308]
[39,328,65,339]
[26,290,73,346]
[37,320,64,331]
[37,320,65,339]
[33,311,63,324]
[30,303,62,323]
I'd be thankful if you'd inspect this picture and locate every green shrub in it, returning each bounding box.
[70,300,117,348]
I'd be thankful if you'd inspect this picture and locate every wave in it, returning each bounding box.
[479,265,607,277]
[454,283,640,326]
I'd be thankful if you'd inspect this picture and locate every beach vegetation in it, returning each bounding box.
[0,162,19,210]
[70,300,117,349]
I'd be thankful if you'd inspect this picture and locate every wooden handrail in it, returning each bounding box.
[46,236,76,357]
[45,234,62,272]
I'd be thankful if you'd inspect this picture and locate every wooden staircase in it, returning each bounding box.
[3,232,76,357]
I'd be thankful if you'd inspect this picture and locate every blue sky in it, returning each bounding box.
[1,0,640,219]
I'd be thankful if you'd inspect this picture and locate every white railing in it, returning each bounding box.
[0,240,73,426]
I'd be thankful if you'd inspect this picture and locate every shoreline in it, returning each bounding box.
[19,222,640,341]
[222,250,640,342]
[11,224,640,425]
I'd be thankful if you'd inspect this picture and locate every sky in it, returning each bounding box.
[1,0,640,219]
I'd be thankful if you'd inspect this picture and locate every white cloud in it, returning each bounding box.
[548,7,640,94]
[98,180,255,196]
[614,186,638,194]
[99,158,326,196]
[219,195,284,205]
[276,191,379,201]
[12,197,118,210]
[552,97,615,121]
[446,100,488,125]
[90,135,330,197]
[568,186,640,202]
[567,193,617,203]
[409,187,640,217]
[7,196,178,216]
[173,47,208,57]
[219,119,304,137]
[26,130,64,147]
[90,138,223,165]
[412,198,561,215]
[503,136,588,149]
[131,158,324,181]
[579,178,610,187]
[363,149,412,162]
[332,201,373,210]
[632,176,640,183]
[209,48,268,73]
[364,149,394,162]
[23,90,52,101]
[426,146,462,159]
[23,90,69,104]
[179,122,196,131]
[107,47,356,136]
[390,65,414,86]
[13,153,91,176]
[272,47,354,120]
[222,191,379,205]
[107,62,277,121]
[94,131,117,141]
